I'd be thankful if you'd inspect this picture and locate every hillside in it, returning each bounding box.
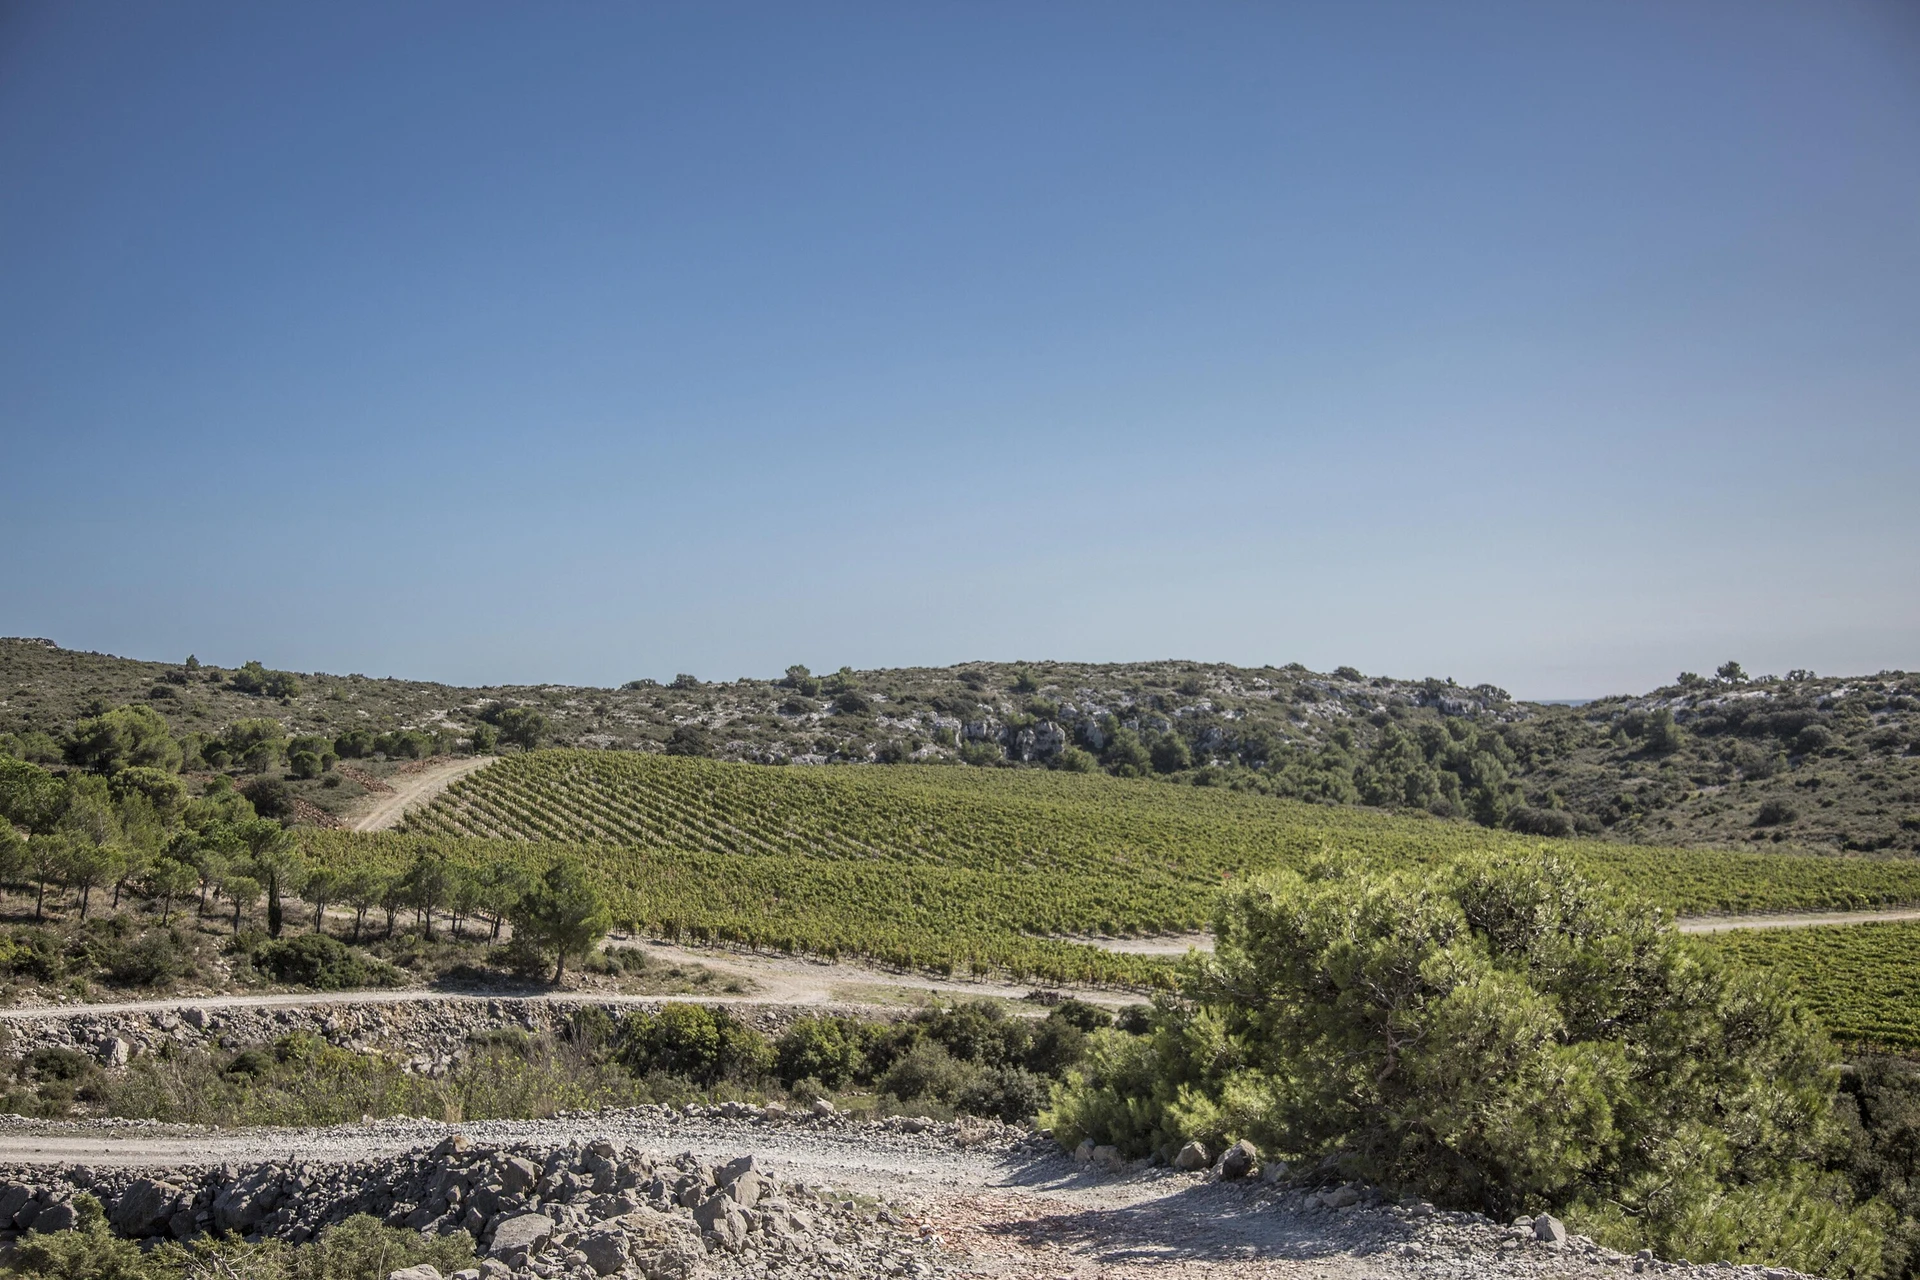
[3,638,1915,854]
[318,749,1920,1045]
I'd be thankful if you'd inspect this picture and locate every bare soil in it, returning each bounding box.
[349,755,497,831]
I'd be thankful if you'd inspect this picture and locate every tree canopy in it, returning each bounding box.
[509,858,611,983]
[63,704,181,774]
[1044,854,1885,1276]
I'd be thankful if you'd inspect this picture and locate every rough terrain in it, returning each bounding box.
[9,639,1915,856]
[0,1107,1783,1280]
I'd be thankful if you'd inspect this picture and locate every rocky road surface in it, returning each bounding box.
[0,1109,1761,1280]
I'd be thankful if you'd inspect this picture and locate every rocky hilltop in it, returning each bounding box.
[3,641,1914,854]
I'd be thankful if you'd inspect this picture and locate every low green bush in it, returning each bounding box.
[4,1200,473,1280]
[250,935,401,991]
[775,1016,868,1090]
[0,929,64,982]
[617,1005,771,1086]
[102,929,194,989]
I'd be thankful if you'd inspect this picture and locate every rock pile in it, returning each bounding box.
[0,998,891,1074]
[0,1136,952,1279]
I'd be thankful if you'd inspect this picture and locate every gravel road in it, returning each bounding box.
[0,1111,1686,1280]
[1081,904,1920,955]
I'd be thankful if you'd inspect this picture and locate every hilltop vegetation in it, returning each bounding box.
[3,639,1915,855]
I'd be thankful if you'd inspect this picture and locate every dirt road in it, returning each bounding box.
[5,898,1915,1029]
[1674,905,1920,933]
[0,1112,1635,1280]
[0,939,1138,1028]
[349,756,496,832]
[1078,904,1920,955]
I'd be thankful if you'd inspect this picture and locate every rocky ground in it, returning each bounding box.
[0,1105,1822,1280]
[0,995,905,1075]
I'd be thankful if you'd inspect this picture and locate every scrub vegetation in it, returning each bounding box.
[5,640,1914,854]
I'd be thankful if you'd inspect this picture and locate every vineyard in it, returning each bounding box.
[284,752,1920,1017]
[1711,921,1920,1052]
[402,751,1920,913]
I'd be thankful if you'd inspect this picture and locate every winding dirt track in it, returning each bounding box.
[1674,906,1920,933]
[349,756,495,832]
[1077,905,1920,955]
[2,902,1912,1027]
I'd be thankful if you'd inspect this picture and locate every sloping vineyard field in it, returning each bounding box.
[404,752,1920,913]
[1711,922,1920,1052]
[301,829,1189,985]
[292,751,1920,1011]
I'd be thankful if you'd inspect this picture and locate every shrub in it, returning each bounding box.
[1102,730,1152,778]
[6,1194,148,1279]
[288,751,323,780]
[1506,806,1575,838]
[1149,734,1192,774]
[334,729,376,759]
[1045,999,1112,1033]
[618,1005,771,1086]
[224,1048,275,1078]
[241,777,292,819]
[775,1016,867,1089]
[140,1212,474,1280]
[1839,1056,1920,1280]
[919,1001,1022,1069]
[0,929,64,982]
[1756,799,1800,827]
[957,1064,1048,1123]
[1043,853,1884,1276]
[251,935,400,991]
[25,1047,96,1083]
[879,1040,978,1107]
[1051,746,1097,773]
[958,742,1003,767]
[664,726,712,757]
[1796,725,1837,755]
[1021,1018,1088,1077]
[102,929,192,989]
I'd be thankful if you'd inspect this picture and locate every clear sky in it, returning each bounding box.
[2,2,1916,699]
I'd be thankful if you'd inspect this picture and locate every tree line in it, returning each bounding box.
[0,746,607,984]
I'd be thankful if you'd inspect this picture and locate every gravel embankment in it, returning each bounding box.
[0,996,903,1070]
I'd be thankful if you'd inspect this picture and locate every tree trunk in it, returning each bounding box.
[267,871,282,938]
[80,884,91,920]
[34,879,45,923]
[553,950,565,985]
[233,898,243,932]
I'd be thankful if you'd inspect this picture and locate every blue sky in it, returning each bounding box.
[2,2,1915,699]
